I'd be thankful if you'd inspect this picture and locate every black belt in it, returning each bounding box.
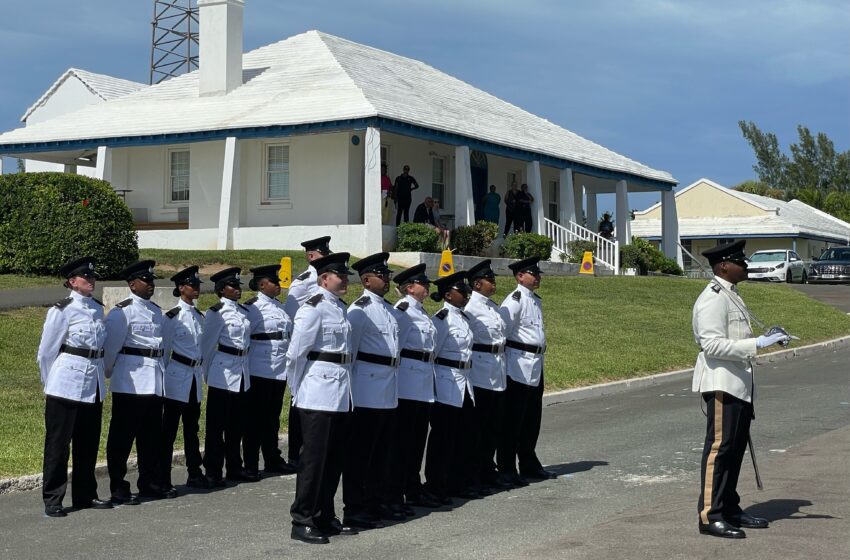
[505,340,545,354]
[60,344,104,359]
[251,331,286,341]
[217,344,247,357]
[434,357,472,369]
[356,351,400,367]
[472,343,503,354]
[307,351,352,364]
[171,351,202,367]
[400,348,433,363]
[120,346,164,358]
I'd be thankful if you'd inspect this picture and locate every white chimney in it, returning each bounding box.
[197,0,244,96]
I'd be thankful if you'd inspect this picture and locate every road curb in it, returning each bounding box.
[4,335,849,495]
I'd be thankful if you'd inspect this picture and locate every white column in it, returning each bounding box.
[63,164,77,174]
[216,137,241,250]
[454,145,474,227]
[363,126,383,253]
[95,146,112,182]
[586,189,597,231]
[615,179,631,244]
[526,160,544,234]
[558,168,576,225]
[0,158,5,174]
[661,189,683,265]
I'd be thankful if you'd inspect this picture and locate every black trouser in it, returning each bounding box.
[203,384,249,478]
[396,197,412,225]
[291,409,350,530]
[243,376,287,471]
[519,208,533,233]
[504,209,515,235]
[497,375,544,476]
[472,387,504,484]
[424,393,474,498]
[107,393,163,497]
[287,399,302,464]
[387,398,431,502]
[343,407,393,517]
[159,378,203,487]
[698,391,752,524]
[42,395,103,508]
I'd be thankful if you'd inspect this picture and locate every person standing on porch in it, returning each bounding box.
[481,185,501,225]
[381,163,394,225]
[283,236,333,469]
[516,184,534,233]
[503,181,519,236]
[394,164,420,225]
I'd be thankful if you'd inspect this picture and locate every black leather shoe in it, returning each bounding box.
[400,504,415,517]
[162,487,179,499]
[484,476,514,490]
[451,487,481,500]
[72,498,114,510]
[186,476,211,489]
[324,518,358,536]
[110,494,140,506]
[44,505,66,518]
[264,461,298,475]
[343,514,385,530]
[205,475,227,488]
[521,468,557,480]
[699,520,746,539]
[291,525,329,544]
[505,474,529,487]
[726,512,769,529]
[406,494,442,508]
[139,485,176,499]
[226,469,261,482]
[373,504,406,521]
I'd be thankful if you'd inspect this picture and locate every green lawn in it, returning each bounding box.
[140,249,309,275]
[0,274,57,290]
[2,276,849,478]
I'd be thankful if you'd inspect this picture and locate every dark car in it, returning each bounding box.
[808,246,850,284]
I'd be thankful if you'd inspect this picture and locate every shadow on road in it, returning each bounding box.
[545,460,609,476]
[748,498,838,522]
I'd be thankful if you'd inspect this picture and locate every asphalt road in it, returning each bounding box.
[1,347,847,559]
[789,283,850,313]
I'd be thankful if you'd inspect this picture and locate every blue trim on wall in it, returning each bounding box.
[0,115,676,189]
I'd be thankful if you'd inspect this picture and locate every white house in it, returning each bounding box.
[631,178,850,268]
[0,0,678,262]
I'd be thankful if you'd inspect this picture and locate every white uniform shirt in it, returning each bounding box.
[162,298,204,403]
[36,291,107,403]
[501,284,546,387]
[284,287,352,412]
[432,302,474,408]
[691,276,759,402]
[103,293,165,396]
[348,290,400,409]
[393,295,436,403]
[246,292,293,381]
[201,298,252,393]
[464,290,507,391]
[284,265,317,320]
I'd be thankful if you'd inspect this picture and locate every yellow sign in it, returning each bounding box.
[438,249,455,277]
[579,251,594,275]
[279,256,292,288]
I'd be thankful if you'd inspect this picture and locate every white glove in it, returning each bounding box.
[756,332,791,349]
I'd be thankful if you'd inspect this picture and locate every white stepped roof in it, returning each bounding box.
[631,178,850,243]
[21,68,146,122]
[1,30,674,186]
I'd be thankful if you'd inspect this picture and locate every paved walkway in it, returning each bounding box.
[1,347,847,559]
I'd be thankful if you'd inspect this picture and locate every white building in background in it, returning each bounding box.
[0,0,678,260]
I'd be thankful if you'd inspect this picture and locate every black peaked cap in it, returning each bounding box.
[59,256,98,279]
[170,265,202,286]
[210,267,242,285]
[352,252,391,276]
[394,263,431,285]
[508,257,543,275]
[301,236,332,255]
[702,240,747,265]
[249,264,281,282]
[433,270,469,296]
[121,260,156,282]
[312,252,353,276]
[467,259,495,281]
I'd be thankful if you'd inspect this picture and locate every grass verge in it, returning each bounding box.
[2,276,848,478]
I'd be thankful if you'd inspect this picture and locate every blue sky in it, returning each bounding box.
[1,0,847,211]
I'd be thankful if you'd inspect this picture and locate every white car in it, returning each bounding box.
[746,249,807,283]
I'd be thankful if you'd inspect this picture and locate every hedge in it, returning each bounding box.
[396,222,440,253]
[499,232,553,260]
[0,172,138,277]
[452,221,498,257]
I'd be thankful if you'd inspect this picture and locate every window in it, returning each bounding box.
[169,149,190,203]
[265,144,290,201]
[547,180,559,220]
[381,145,390,170]
[507,171,520,189]
[682,239,694,269]
[432,157,446,209]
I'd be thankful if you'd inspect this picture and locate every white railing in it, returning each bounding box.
[544,218,619,273]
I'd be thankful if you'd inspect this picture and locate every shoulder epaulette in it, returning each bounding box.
[306,293,323,307]
[150,301,161,309]
[53,297,73,310]
[165,306,181,319]
[435,308,449,320]
[244,296,258,305]
[512,291,521,301]
[354,296,371,307]
[533,292,542,300]
[116,298,133,308]
[395,301,410,312]
[209,302,223,312]
[297,271,311,281]
[92,297,104,306]
[711,284,722,293]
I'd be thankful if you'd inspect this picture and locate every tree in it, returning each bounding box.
[738,121,789,191]
[733,180,784,200]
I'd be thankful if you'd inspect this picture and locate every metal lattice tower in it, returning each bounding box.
[149,0,199,84]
